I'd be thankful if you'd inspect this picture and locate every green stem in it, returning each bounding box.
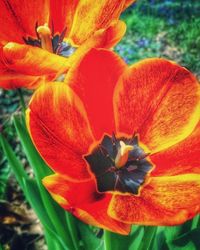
[17,89,26,115]
[66,213,80,250]
[104,230,112,250]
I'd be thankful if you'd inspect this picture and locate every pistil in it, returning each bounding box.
[36,23,53,52]
[115,141,133,168]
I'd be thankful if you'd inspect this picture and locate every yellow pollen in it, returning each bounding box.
[37,23,53,52]
[115,141,134,168]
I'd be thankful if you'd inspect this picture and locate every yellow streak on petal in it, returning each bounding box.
[50,193,69,206]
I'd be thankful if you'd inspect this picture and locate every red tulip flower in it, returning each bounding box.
[27,49,200,235]
[0,0,134,89]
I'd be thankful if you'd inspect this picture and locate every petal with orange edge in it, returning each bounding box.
[67,0,129,45]
[2,43,69,77]
[27,82,94,180]
[108,174,200,226]
[0,0,49,44]
[43,173,131,235]
[95,20,126,49]
[123,0,136,10]
[66,48,126,140]
[114,58,200,152]
[0,71,44,89]
[150,121,200,176]
[66,20,126,72]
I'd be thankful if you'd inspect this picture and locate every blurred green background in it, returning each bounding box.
[116,0,200,77]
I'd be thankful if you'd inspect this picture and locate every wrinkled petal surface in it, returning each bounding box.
[150,121,200,176]
[63,21,126,78]
[2,43,68,76]
[91,20,127,49]
[0,71,44,89]
[27,82,94,180]
[0,0,133,47]
[43,173,131,235]
[0,43,70,89]
[65,48,126,140]
[114,58,200,152]
[108,174,200,225]
[67,0,135,45]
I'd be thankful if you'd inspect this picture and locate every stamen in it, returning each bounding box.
[36,23,53,52]
[115,141,134,168]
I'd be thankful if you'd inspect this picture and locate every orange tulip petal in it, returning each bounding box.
[66,48,126,140]
[0,71,44,89]
[67,0,128,45]
[0,0,49,44]
[114,58,200,152]
[150,121,200,176]
[94,20,126,49]
[108,174,200,225]
[2,42,69,77]
[64,20,126,74]
[43,173,131,235]
[27,82,94,180]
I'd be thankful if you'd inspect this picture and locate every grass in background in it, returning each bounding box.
[116,0,200,77]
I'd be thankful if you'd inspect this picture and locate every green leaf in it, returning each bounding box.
[138,226,157,250]
[164,217,200,244]
[13,114,75,249]
[167,227,200,250]
[150,227,169,250]
[23,178,71,250]
[0,133,28,190]
[0,156,10,198]
[104,226,144,250]
[77,222,103,250]
[65,213,81,250]
[13,114,52,178]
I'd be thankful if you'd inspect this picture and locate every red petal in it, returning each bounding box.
[43,174,131,235]
[66,48,126,140]
[108,174,200,225]
[114,58,200,152]
[0,0,49,44]
[27,82,94,180]
[49,0,79,34]
[150,122,200,176]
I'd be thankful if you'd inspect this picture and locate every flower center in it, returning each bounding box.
[23,22,76,57]
[84,134,153,195]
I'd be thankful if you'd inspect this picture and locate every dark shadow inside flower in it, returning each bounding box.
[85,134,153,195]
[23,22,76,57]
